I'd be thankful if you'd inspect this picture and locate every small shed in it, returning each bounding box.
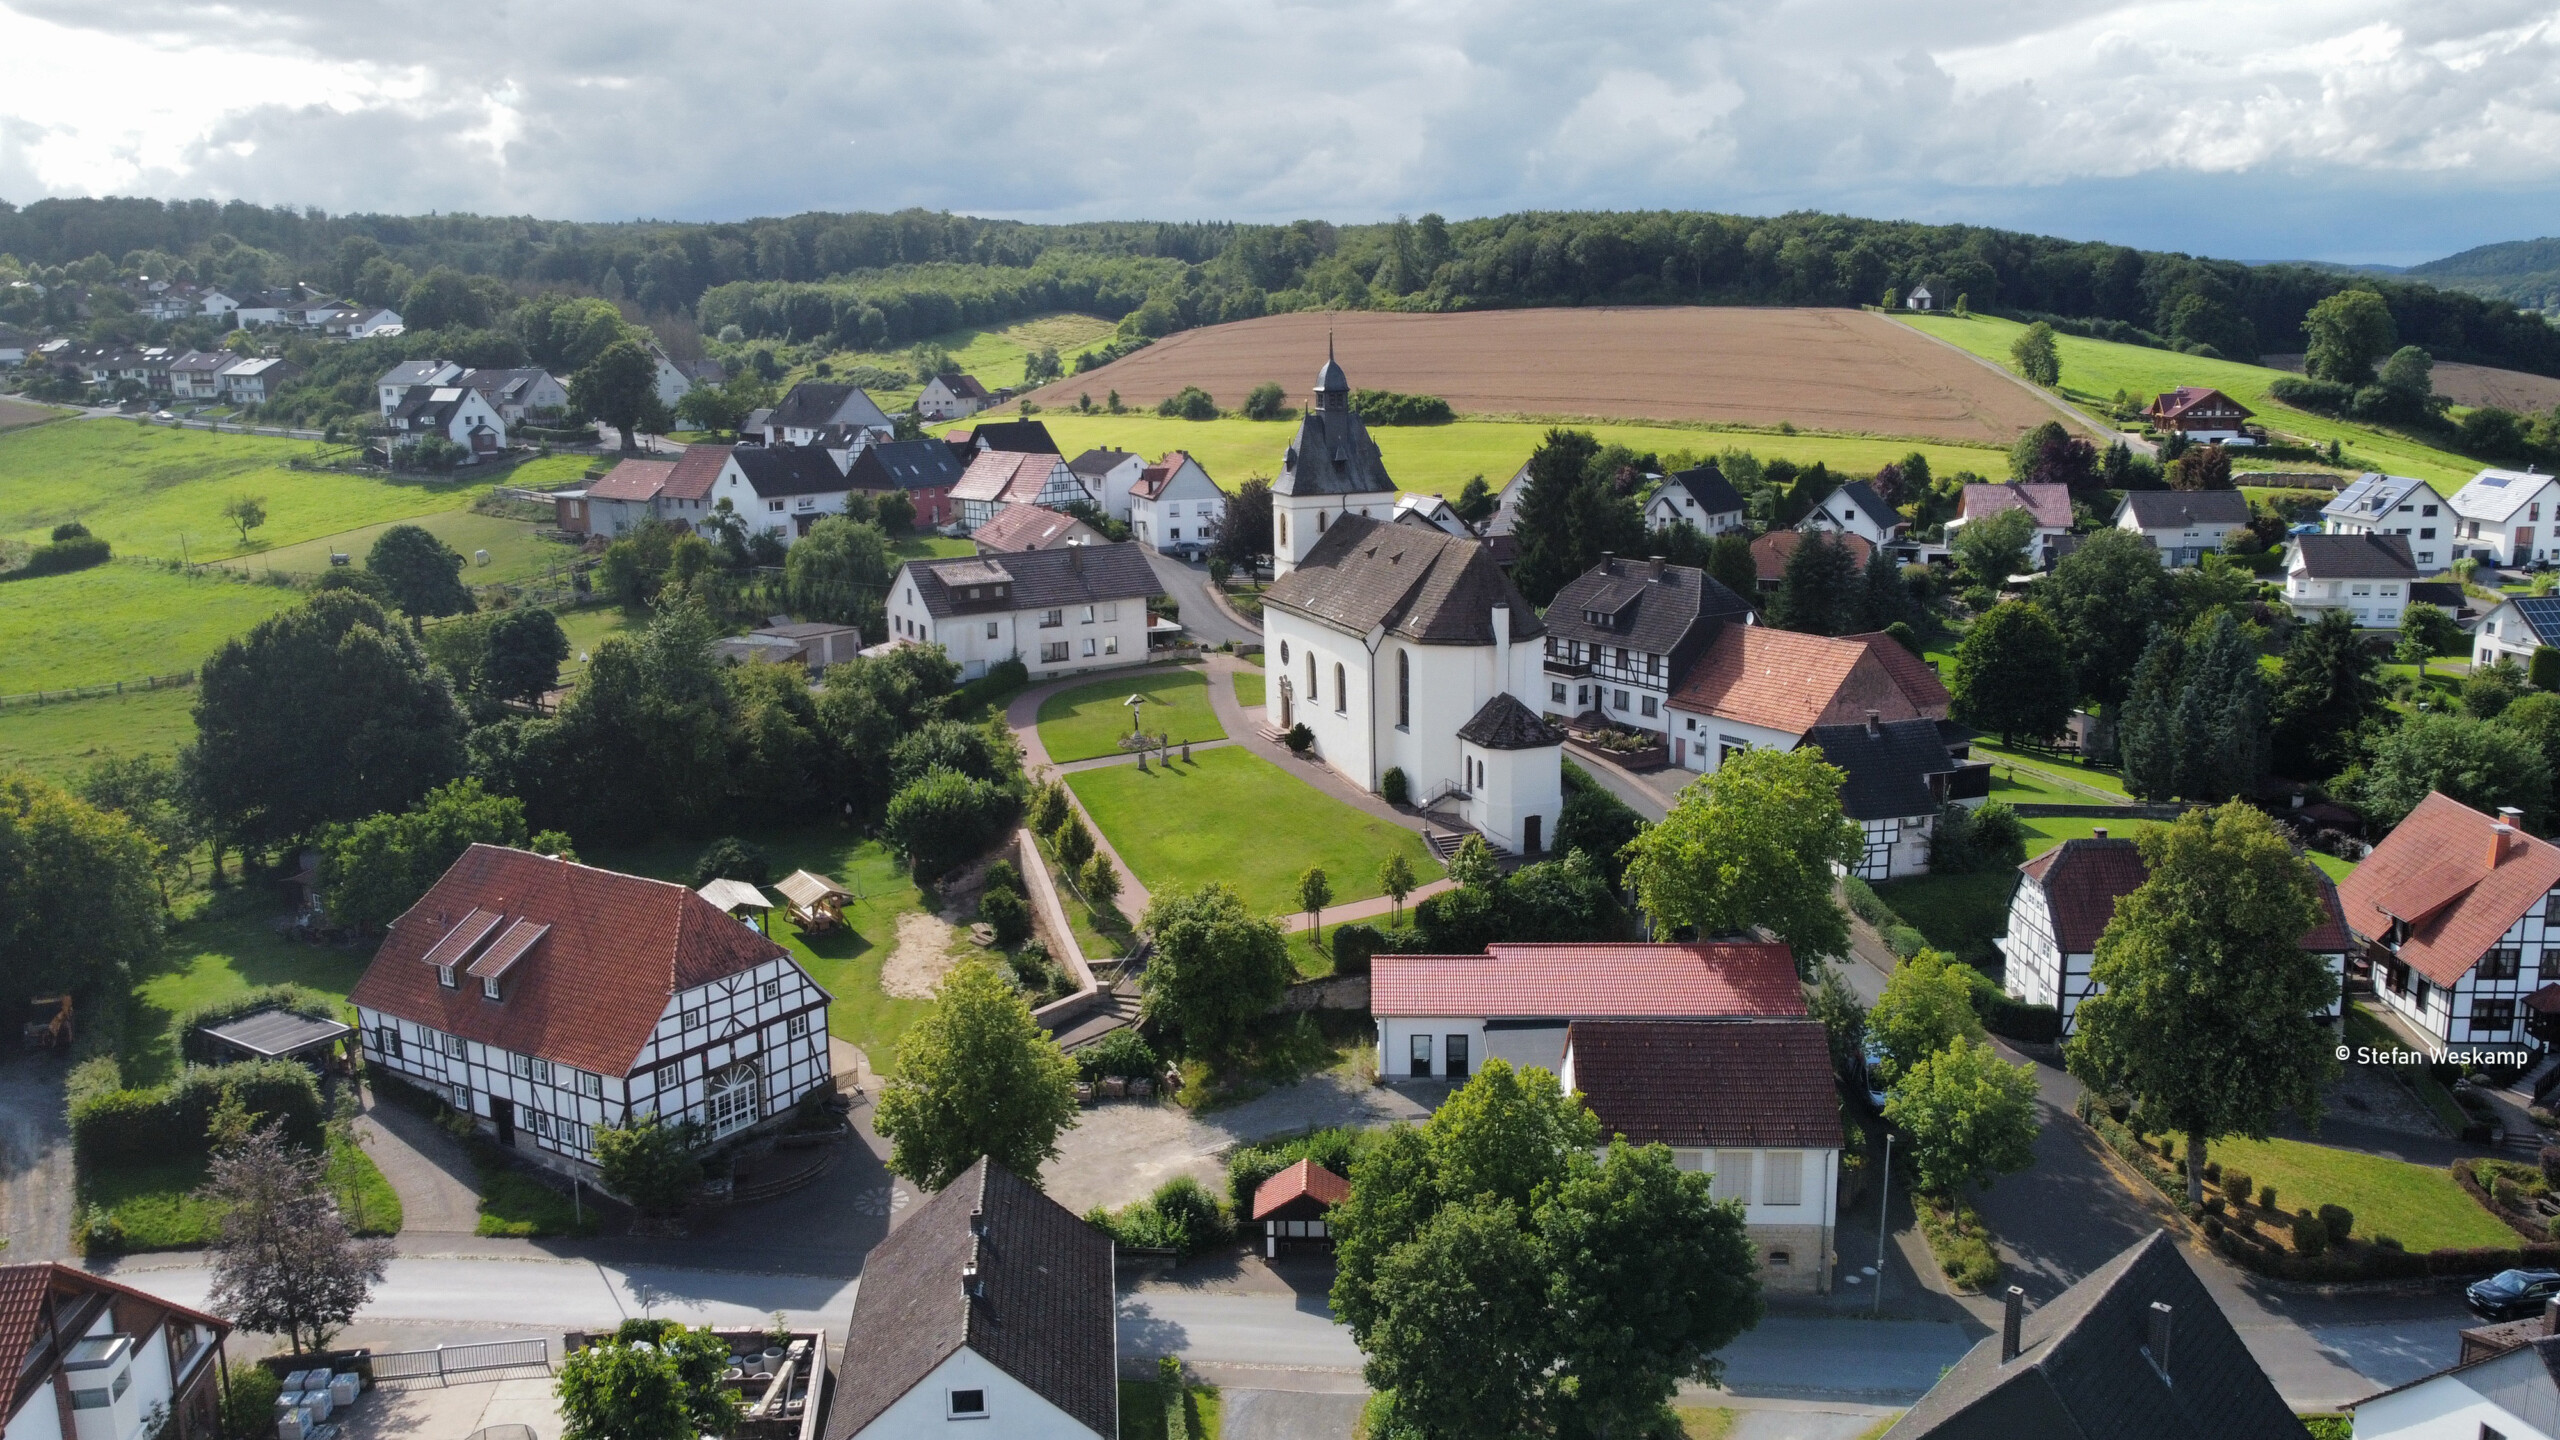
[696,879,776,934]
[775,870,855,934]
[201,1008,355,1070]
[1250,1159,1351,1256]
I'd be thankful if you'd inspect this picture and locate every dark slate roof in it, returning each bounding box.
[969,420,1058,454]
[769,382,891,433]
[1067,447,1137,479]
[1265,513,1544,645]
[826,1158,1116,1440]
[2116,490,2251,529]
[2321,472,2438,522]
[903,542,1163,618]
[728,446,850,498]
[934,372,990,400]
[1881,1231,2305,1440]
[1457,693,1566,750]
[1276,355,1395,497]
[1818,481,1896,529]
[2290,532,2417,580]
[1655,464,1744,517]
[202,1007,355,1058]
[1567,1020,1843,1149]
[845,438,968,493]
[1543,557,1751,655]
[1800,718,1960,821]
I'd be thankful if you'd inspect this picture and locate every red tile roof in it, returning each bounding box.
[1842,632,1952,715]
[970,503,1096,553]
[2337,792,2560,987]
[1750,529,1872,584]
[1669,625,1931,736]
[585,457,675,501]
[951,450,1063,504]
[1130,451,1196,501]
[0,1264,229,1416]
[1371,942,1804,1019]
[349,845,795,1076]
[2146,386,2254,423]
[2021,836,2357,958]
[663,443,730,501]
[1565,1020,1844,1149]
[1251,1159,1351,1220]
[1960,482,2073,530]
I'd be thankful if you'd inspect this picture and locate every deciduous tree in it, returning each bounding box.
[1378,852,1416,928]
[1622,745,1859,969]
[2303,289,2399,384]
[318,779,528,932]
[0,768,163,999]
[2009,322,2061,386]
[1948,601,2073,746]
[201,1121,393,1355]
[221,493,267,545]
[784,514,893,633]
[1865,949,1984,1084]
[2354,712,2551,828]
[366,523,475,618]
[875,960,1078,1190]
[1884,1037,2040,1195]
[570,337,671,451]
[556,1320,735,1440]
[1140,882,1292,1054]
[2040,528,2177,709]
[1298,866,1333,948]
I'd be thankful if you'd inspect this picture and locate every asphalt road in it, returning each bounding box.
[1145,549,1258,648]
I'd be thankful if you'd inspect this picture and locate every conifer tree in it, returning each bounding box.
[2115,627,2186,802]
[2170,612,2267,800]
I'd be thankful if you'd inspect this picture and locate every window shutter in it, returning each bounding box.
[1712,1151,1754,1204]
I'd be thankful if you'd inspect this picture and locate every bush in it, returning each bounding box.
[2203,1195,2225,1216]
[1884,925,1928,959]
[2289,1212,2329,1256]
[2204,1161,2222,1184]
[690,836,771,887]
[1331,922,1383,976]
[14,534,111,578]
[1089,1176,1231,1256]
[2268,375,2358,415]
[1930,800,2028,875]
[1348,390,1454,425]
[979,886,1032,948]
[1240,382,1289,421]
[1380,766,1409,806]
[884,766,1017,881]
[1075,1028,1160,1083]
[50,522,89,542]
[2222,1168,2253,1205]
[2319,1203,2354,1243]
[1915,1195,2003,1292]
[69,1060,326,1167]
[2203,1213,2225,1238]
[984,859,1025,900]
[1156,386,1219,421]
[1841,876,1895,928]
[222,1363,284,1440]
[1226,1128,1363,1212]
[1284,723,1313,754]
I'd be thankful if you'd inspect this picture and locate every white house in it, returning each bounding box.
[1542,554,1754,739]
[1066,448,1147,520]
[1392,492,1471,536]
[1947,482,2074,569]
[558,445,726,538]
[1645,464,1747,536]
[352,845,835,1176]
[2473,596,2560,669]
[713,444,855,545]
[1561,1017,1843,1293]
[459,367,568,424]
[386,383,507,458]
[2447,466,2560,567]
[1270,347,1400,578]
[1801,481,1901,549]
[1127,450,1225,554]
[2282,533,2417,629]
[915,372,992,421]
[215,355,300,405]
[1904,285,1934,311]
[2113,489,2250,567]
[2350,1328,2560,1440]
[2338,792,2560,1054]
[1665,625,1950,774]
[950,450,1089,532]
[646,341,696,409]
[0,1263,232,1440]
[377,359,466,417]
[335,306,404,338]
[2002,831,2350,1035]
[1802,715,1990,880]
[826,1157,1116,1440]
[883,543,1162,681]
[2322,472,2452,571]
[165,350,233,403]
[761,381,895,449]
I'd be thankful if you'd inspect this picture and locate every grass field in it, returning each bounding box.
[1037,668,1227,762]
[130,909,374,1086]
[1233,671,1265,708]
[2196,1133,2516,1252]
[1067,746,1440,917]
[81,1134,401,1251]
[999,414,2005,499]
[222,509,586,587]
[0,563,299,693]
[775,312,1121,410]
[1893,312,2482,485]
[894,535,977,561]
[0,421,497,561]
[0,684,197,778]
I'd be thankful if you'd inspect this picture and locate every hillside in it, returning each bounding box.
[2406,238,2560,312]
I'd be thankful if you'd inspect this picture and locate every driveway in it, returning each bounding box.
[1046,1073,1438,1214]
[0,1055,73,1261]
[1145,551,1258,649]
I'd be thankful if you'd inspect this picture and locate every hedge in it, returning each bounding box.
[13,535,110,579]
[1226,1128,1364,1213]
[174,985,340,1065]
[71,1061,326,1167]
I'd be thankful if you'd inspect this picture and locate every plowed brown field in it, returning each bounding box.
[1019,307,2066,445]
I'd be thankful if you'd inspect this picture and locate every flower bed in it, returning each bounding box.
[1915,1193,2002,1292]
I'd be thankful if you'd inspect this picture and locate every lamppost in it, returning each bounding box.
[1874,1130,1894,1316]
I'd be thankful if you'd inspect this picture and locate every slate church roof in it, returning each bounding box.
[1266,513,1543,646]
[1276,347,1395,498]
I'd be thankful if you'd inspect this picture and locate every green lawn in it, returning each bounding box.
[1893,312,2483,486]
[1067,746,1440,917]
[0,421,498,561]
[894,535,976,561]
[80,1134,401,1252]
[220,510,585,587]
[1875,871,2015,971]
[1008,415,2006,498]
[1233,671,1265,708]
[2198,1133,2516,1251]
[1038,668,1226,762]
[0,684,197,778]
[1970,741,2132,799]
[470,1140,598,1237]
[0,563,300,694]
[129,910,374,1086]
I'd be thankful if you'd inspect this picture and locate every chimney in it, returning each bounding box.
[2093,827,2108,840]
[970,1204,987,1237]
[961,1259,982,1298]
[2146,1302,2174,1379]
[1648,555,1666,578]
[1865,708,1882,739]
[2494,812,2518,867]
[1600,551,1616,573]
[2000,1286,2025,1362]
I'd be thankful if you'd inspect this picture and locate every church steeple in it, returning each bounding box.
[1314,331,1349,412]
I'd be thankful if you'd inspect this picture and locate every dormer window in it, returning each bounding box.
[482,976,501,1000]
[438,965,456,988]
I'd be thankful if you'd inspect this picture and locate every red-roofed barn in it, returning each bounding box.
[1250,1159,1351,1256]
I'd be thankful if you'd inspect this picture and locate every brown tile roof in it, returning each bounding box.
[1372,942,1805,1019]
[951,450,1063,504]
[1130,450,1195,501]
[0,1264,230,1417]
[2020,836,2356,958]
[663,443,729,501]
[970,504,1099,553]
[2338,791,2560,987]
[1960,482,2073,530]
[1265,513,1544,645]
[1751,529,1872,584]
[1566,1020,1844,1149]
[2146,386,2254,423]
[1669,625,1929,736]
[349,845,793,1076]
[1251,1159,1351,1220]
[585,458,676,502]
[1843,632,1953,715]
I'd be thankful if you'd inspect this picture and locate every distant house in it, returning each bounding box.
[1393,492,1471,536]
[645,342,697,409]
[387,383,505,458]
[216,355,301,405]
[1481,464,1529,568]
[166,349,233,402]
[714,445,857,544]
[353,845,834,1172]
[2003,830,2350,1034]
[334,306,404,338]
[915,372,992,421]
[1561,1018,1844,1293]
[970,503,1106,554]
[559,445,725,536]
[1881,1231,2304,1440]
[1802,714,1990,880]
[843,438,968,531]
[1644,464,1748,536]
[1665,625,1950,774]
[2320,472,2451,570]
[1541,554,1754,743]
[377,359,466,417]
[2353,1317,2560,1439]
[1801,481,1901,549]
[823,1158,1116,1440]
[2144,386,2257,445]
[2112,490,2250,567]
[2281,533,2417,629]
[762,382,895,450]
[2446,465,2560,568]
[959,419,1058,455]
[1128,451,1225,554]
[1903,285,1934,311]
[2337,791,2560,1054]
[949,450,1088,532]
[0,325,28,367]
[1949,483,2074,569]
[1066,447,1147,519]
[1750,530,1873,593]
[883,543,1163,680]
[1251,1160,1349,1257]
[0,1263,232,1440]
[2473,595,2560,669]
[459,367,568,425]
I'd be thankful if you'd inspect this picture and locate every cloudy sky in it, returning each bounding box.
[4,0,2558,265]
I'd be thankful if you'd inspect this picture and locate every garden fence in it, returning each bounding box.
[0,671,196,708]
[369,1338,551,1382]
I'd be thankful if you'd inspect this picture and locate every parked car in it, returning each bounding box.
[1164,541,1211,562]
[1860,1037,1891,1112]
[2466,1268,2560,1321]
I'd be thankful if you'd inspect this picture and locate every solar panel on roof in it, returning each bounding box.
[422,907,503,968]
[2514,597,2560,644]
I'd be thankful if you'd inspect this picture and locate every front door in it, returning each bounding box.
[1408,1034,1431,1078]
[491,1096,515,1147]
[1523,815,1542,855]
[2519,527,2536,561]
[1444,1034,1470,1080]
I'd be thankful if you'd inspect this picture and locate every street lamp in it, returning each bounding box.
[1874,1130,1894,1316]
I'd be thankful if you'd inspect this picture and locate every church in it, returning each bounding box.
[1261,350,1564,857]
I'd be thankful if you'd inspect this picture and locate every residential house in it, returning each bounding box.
[216,355,300,405]
[1128,451,1224,554]
[76,347,173,394]
[761,382,895,450]
[1801,481,1901,549]
[1063,448,1143,521]
[378,359,466,418]
[2003,830,2351,1034]
[552,445,725,537]
[1541,554,1754,744]
[971,503,1106,554]
[1881,1231,2304,1440]
[2336,791,2560,1053]
[1264,511,1563,855]
[1750,529,1873,593]
[353,845,835,1174]
[2282,534,2418,628]
[1904,285,1934,311]
[1665,626,1951,774]
[2353,1312,2560,1438]
[1949,483,2074,569]
[387,383,506,459]
[1372,940,1805,1082]
[332,306,404,338]
[714,446,858,544]
[1803,714,1991,880]
[2322,473,2452,570]
[0,325,28,367]
[459,367,568,425]
[883,543,1163,681]
[2144,386,2258,445]
[822,1157,1115,1440]
[1271,348,1400,578]
[2447,466,2560,567]
[2473,595,2560,669]
[2113,490,2251,567]
[843,438,968,531]
[1251,1160,1349,1257]
[915,372,992,421]
[744,622,868,672]
[1561,1018,1844,1293]
[0,1264,232,1440]
[950,450,1088,532]
[1393,492,1472,536]
[645,342,697,409]
[165,349,233,402]
[1645,464,1748,536]
[959,419,1059,455]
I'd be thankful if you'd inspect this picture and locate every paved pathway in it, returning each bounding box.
[1146,550,1260,648]
[0,1057,72,1261]
[1045,1073,1438,1214]
[1877,309,2142,450]
[357,1087,486,1235]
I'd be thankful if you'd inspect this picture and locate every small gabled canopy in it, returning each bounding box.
[776,870,853,909]
[697,879,776,916]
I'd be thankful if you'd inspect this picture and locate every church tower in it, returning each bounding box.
[1271,339,1397,577]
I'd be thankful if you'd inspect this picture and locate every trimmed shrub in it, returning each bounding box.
[1841,876,1894,928]
[70,1060,325,1167]
[1331,922,1383,977]
[1284,722,1314,754]
[983,859,1025,900]
[1090,1176,1231,1256]
[2541,1145,2560,1189]
[1884,925,1928,959]
[979,886,1031,948]
[2202,1195,2225,1216]
[1380,767,1409,806]
[1075,1028,1159,1083]
[2222,1169,2253,1205]
[2289,1212,2329,1256]
[1348,390,1454,426]
[2534,648,2560,692]
[2204,1161,2222,1184]
[2319,1203,2354,1243]
[691,836,771,887]
[2259,1184,2278,1211]
[14,534,110,578]
[2202,1214,2224,1238]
